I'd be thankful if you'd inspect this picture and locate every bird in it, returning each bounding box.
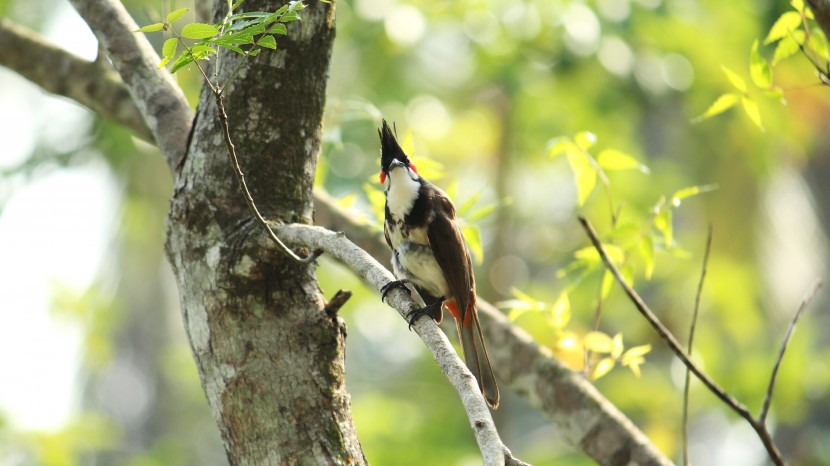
[377,120,499,409]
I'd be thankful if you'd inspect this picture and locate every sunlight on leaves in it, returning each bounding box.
[693,93,739,122]
[741,96,764,131]
[181,23,220,39]
[749,40,772,88]
[773,30,805,64]
[167,7,189,23]
[592,357,616,380]
[597,149,650,173]
[721,65,747,93]
[764,11,803,45]
[565,149,597,206]
[584,331,614,353]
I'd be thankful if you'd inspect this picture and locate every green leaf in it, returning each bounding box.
[638,235,655,280]
[773,30,805,64]
[214,42,245,54]
[547,137,576,158]
[467,202,499,222]
[749,40,772,88]
[281,10,300,22]
[741,96,764,131]
[670,184,717,206]
[574,131,597,151]
[288,1,306,11]
[457,191,483,218]
[162,37,178,59]
[269,23,288,35]
[791,0,805,12]
[363,183,386,223]
[257,35,277,49]
[134,23,164,33]
[169,52,195,74]
[763,86,786,104]
[622,344,651,364]
[591,357,616,380]
[566,150,597,206]
[190,44,217,58]
[182,23,220,39]
[167,8,189,23]
[597,149,649,173]
[462,225,484,265]
[548,292,571,329]
[157,38,178,68]
[692,93,740,122]
[654,207,673,247]
[584,331,614,353]
[721,65,746,92]
[248,48,262,56]
[601,269,614,300]
[764,11,803,45]
[611,332,624,359]
[810,28,830,60]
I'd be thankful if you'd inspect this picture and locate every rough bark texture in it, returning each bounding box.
[165,2,365,464]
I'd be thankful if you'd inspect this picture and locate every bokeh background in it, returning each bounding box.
[2,0,830,464]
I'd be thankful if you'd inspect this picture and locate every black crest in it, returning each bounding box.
[378,119,411,173]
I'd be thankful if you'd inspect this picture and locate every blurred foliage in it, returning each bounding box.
[2,0,830,465]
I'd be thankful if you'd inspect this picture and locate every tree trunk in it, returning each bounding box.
[165,1,365,464]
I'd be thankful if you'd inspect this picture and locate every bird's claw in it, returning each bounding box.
[381,280,411,302]
[406,299,444,330]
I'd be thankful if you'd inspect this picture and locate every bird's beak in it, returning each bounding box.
[389,159,406,171]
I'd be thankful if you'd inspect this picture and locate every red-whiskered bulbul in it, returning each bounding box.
[377,120,500,409]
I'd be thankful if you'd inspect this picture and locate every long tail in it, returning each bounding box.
[448,301,500,409]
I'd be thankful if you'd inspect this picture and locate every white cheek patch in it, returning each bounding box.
[386,168,420,217]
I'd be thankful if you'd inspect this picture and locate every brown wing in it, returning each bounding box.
[426,188,476,322]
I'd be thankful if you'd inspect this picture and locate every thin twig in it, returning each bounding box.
[682,224,713,466]
[577,216,786,466]
[215,95,320,263]
[760,279,823,423]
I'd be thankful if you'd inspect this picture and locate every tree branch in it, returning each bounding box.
[578,216,787,466]
[312,191,674,466]
[273,223,526,466]
[1,7,675,463]
[760,279,822,423]
[67,0,194,170]
[0,19,152,142]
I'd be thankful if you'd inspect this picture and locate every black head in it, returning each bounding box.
[378,119,412,176]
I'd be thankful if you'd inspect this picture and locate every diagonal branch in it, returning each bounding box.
[0,19,152,141]
[760,279,822,423]
[273,223,527,466]
[67,0,194,170]
[312,191,674,466]
[578,216,787,466]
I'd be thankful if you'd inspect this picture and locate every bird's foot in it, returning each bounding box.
[381,279,411,302]
[407,298,444,330]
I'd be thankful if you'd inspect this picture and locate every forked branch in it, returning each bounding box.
[577,216,823,466]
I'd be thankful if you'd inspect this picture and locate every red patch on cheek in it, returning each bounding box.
[379,171,387,184]
[409,163,417,173]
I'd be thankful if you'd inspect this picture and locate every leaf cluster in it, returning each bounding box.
[135,0,306,74]
[695,0,830,130]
